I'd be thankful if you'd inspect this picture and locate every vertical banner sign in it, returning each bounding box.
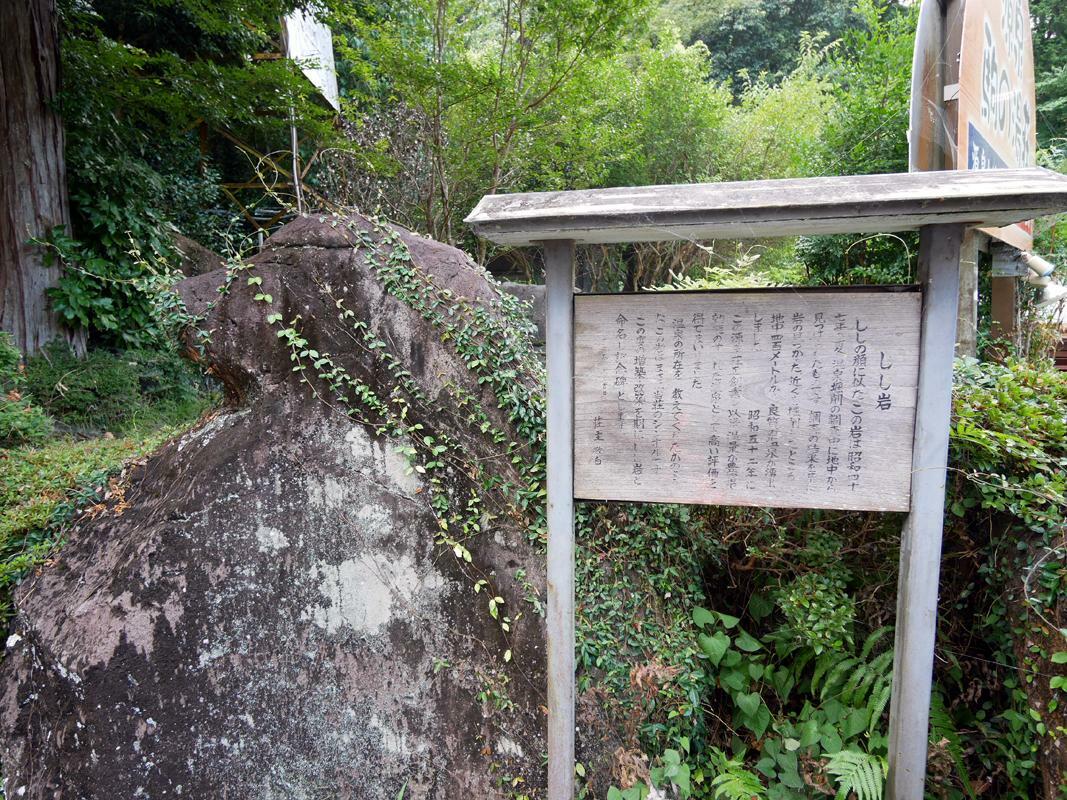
[908,0,1037,248]
[957,0,1037,249]
[573,289,922,513]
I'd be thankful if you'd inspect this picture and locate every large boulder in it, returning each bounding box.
[173,232,225,277]
[0,215,549,799]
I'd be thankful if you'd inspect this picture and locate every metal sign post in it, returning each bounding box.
[465,168,1067,800]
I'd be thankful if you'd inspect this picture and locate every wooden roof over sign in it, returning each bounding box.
[464,167,1067,246]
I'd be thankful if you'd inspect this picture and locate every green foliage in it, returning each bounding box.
[689,0,859,87]
[798,0,918,286]
[823,748,886,800]
[707,749,766,800]
[42,218,185,348]
[943,359,1067,798]
[0,334,21,389]
[1032,0,1067,144]
[597,38,732,188]
[777,572,855,655]
[0,334,55,448]
[24,342,207,433]
[347,0,652,244]
[716,36,834,182]
[817,0,915,177]
[951,359,1066,543]
[25,344,138,431]
[650,747,692,796]
[929,692,977,800]
[52,0,340,345]
[794,232,915,286]
[0,396,55,449]
[607,785,649,800]
[603,615,905,799]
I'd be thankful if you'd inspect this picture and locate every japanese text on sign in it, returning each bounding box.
[573,290,922,512]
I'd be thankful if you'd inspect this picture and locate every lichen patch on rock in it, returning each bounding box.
[302,552,446,635]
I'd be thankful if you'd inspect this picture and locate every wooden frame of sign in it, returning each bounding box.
[465,167,1067,800]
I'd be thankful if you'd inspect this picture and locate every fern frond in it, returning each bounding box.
[865,682,892,734]
[819,656,859,700]
[792,648,814,678]
[869,649,893,675]
[860,625,894,659]
[929,692,977,800]
[848,650,893,706]
[841,662,870,705]
[825,749,887,800]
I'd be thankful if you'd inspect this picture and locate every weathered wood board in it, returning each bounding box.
[573,289,922,512]
[465,167,1067,245]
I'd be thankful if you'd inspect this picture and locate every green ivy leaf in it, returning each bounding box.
[698,631,730,666]
[734,630,763,652]
[736,691,761,717]
[692,607,716,629]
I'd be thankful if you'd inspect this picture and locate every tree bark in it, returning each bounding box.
[0,0,80,355]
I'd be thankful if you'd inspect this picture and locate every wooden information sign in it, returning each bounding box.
[573,289,921,512]
[466,167,1067,800]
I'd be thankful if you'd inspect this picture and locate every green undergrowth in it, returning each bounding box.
[582,358,1066,800]
[0,333,214,626]
[0,418,204,624]
[24,341,207,434]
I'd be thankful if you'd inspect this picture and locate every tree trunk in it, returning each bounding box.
[0,0,80,356]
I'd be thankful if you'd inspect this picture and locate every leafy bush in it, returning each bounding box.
[123,347,204,407]
[23,342,206,433]
[777,572,855,655]
[50,0,340,347]
[797,0,919,287]
[0,333,55,447]
[0,395,55,448]
[943,358,1067,798]
[25,343,140,431]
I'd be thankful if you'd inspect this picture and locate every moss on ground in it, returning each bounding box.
[0,404,211,624]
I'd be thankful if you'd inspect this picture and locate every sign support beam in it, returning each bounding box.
[955,230,979,358]
[544,239,576,800]
[887,223,963,799]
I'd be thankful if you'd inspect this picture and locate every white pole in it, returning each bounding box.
[886,223,964,799]
[544,239,576,800]
[290,112,305,215]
